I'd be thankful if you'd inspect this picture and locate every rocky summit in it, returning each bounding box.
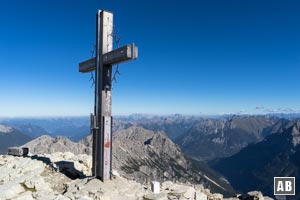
[22,126,235,195]
[0,152,273,200]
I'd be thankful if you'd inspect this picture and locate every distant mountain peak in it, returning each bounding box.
[271,120,300,147]
[176,116,277,161]
[296,120,300,129]
[290,121,300,147]
[0,125,32,154]
[0,124,13,133]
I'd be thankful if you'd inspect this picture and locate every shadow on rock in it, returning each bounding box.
[30,155,52,165]
[30,155,86,180]
[55,161,86,179]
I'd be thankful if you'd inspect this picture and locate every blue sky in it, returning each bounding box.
[0,0,299,116]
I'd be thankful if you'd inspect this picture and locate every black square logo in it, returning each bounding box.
[274,177,295,196]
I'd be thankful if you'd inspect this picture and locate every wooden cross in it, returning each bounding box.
[78,10,138,181]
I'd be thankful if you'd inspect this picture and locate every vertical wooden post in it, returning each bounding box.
[93,10,113,180]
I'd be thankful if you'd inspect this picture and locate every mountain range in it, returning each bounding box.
[210,120,300,199]
[1,117,90,142]
[2,114,300,198]
[1,117,134,142]
[174,116,278,161]
[125,114,201,140]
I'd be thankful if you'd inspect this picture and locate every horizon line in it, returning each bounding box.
[1,112,300,119]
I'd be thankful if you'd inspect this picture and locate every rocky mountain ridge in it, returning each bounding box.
[0,124,13,133]
[210,120,300,199]
[130,115,201,140]
[175,116,278,161]
[0,152,274,200]
[0,124,32,154]
[22,126,235,195]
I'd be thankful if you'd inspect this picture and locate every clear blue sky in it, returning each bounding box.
[0,0,299,116]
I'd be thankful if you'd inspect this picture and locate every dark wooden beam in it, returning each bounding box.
[79,44,138,73]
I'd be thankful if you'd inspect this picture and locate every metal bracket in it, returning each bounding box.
[90,114,99,133]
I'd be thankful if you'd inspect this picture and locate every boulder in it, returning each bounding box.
[143,193,168,200]
[246,191,264,200]
[182,187,195,199]
[212,193,223,200]
[0,183,25,199]
[10,191,34,200]
[195,191,207,200]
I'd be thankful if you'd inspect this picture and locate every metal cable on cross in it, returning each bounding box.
[89,44,96,88]
[111,27,122,84]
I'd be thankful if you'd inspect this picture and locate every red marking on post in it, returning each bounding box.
[105,141,110,148]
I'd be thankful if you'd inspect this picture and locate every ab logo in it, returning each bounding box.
[274,177,295,195]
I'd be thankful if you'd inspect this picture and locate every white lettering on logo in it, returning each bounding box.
[285,181,292,192]
[277,181,284,191]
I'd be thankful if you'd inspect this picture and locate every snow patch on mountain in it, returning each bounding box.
[0,124,13,133]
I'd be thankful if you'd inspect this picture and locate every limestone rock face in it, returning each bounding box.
[112,126,191,183]
[0,155,52,200]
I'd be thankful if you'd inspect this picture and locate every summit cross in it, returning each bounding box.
[78,10,138,181]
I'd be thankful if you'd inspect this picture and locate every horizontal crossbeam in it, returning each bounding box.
[79,58,95,73]
[79,44,138,73]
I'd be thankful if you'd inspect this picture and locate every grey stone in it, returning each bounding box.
[143,193,168,200]
[10,191,34,200]
[246,191,264,200]
[182,187,195,199]
[212,193,223,200]
[195,191,207,200]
